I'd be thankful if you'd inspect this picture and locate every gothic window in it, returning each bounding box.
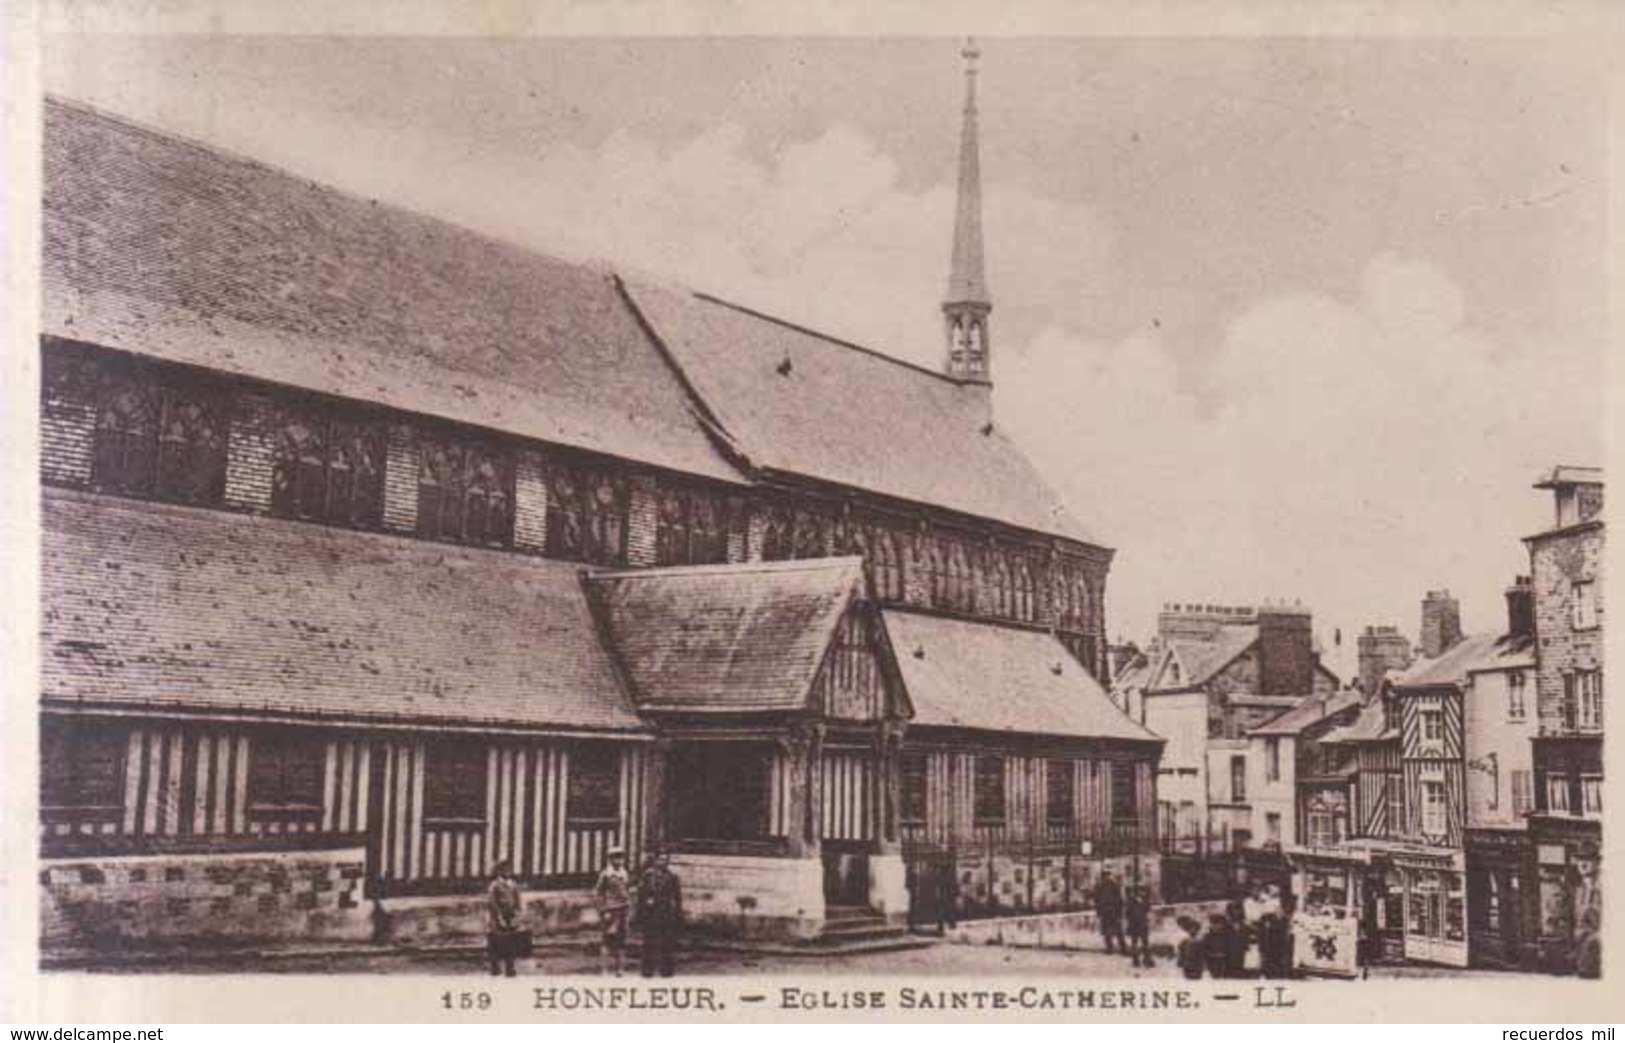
[417,437,515,548]
[92,376,160,495]
[40,720,125,811]
[926,540,948,609]
[247,732,325,812]
[584,471,629,566]
[271,405,385,528]
[567,745,621,824]
[545,466,585,559]
[92,365,229,505]
[870,528,904,602]
[792,510,829,560]
[761,505,795,561]
[1013,556,1037,622]
[423,741,488,823]
[988,550,1012,619]
[655,487,690,567]
[690,493,728,564]
[947,540,973,612]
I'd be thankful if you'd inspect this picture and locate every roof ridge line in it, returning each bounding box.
[588,555,865,580]
[690,291,975,389]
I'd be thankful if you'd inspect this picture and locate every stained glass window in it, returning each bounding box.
[418,437,515,548]
[272,405,385,528]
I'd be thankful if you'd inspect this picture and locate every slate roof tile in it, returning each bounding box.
[41,488,645,733]
[883,610,1160,742]
[587,558,866,713]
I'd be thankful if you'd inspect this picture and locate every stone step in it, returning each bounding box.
[819,917,895,938]
[823,904,878,922]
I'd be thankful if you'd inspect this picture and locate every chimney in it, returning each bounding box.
[1256,601,1314,695]
[1357,625,1414,701]
[1156,602,1257,642]
[1420,590,1463,659]
[1505,576,1534,639]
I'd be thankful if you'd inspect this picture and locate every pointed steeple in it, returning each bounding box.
[943,37,992,385]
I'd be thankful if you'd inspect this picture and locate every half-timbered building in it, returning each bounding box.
[38,45,1160,953]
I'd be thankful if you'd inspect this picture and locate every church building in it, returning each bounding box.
[38,45,1161,952]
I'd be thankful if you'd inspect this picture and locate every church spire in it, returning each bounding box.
[943,37,992,385]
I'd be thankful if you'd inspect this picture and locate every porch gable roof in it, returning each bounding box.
[586,557,868,714]
[881,609,1161,743]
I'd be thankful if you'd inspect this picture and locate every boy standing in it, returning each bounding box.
[595,846,632,976]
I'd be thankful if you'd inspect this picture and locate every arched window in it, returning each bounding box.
[272,406,385,528]
[926,539,948,609]
[584,471,629,566]
[990,551,1013,619]
[761,505,794,561]
[545,465,584,559]
[792,510,829,560]
[871,528,903,602]
[947,540,973,613]
[419,437,514,548]
[93,377,161,495]
[655,486,690,566]
[689,493,727,564]
[1014,556,1036,622]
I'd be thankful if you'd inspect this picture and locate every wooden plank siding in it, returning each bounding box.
[1355,743,1403,838]
[812,612,889,721]
[902,749,1153,852]
[40,716,646,890]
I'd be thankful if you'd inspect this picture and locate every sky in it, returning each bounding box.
[42,35,1609,669]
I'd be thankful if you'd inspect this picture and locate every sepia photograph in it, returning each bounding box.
[9,1,1617,1025]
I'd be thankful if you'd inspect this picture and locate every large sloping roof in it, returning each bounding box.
[1249,690,1363,737]
[1158,626,1258,689]
[587,558,866,714]
[622,281,1099,546]
[40,488,645,733]
[41,97,739,484]
[1390,633,1534,690]
[883,610,1159,742]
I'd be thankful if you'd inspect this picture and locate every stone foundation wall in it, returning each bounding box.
[668,853,825,940]
[378,890,598,945]
[40,847,369,950]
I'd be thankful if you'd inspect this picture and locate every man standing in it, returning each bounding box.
[636,849,683,978]
[486,858,523,978]
[594,846,632,976]
[1093,870,1124,954]
[1124,878,1154,968]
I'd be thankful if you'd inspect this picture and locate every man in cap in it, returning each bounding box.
[636,847,683,978]
[594,846,632,976]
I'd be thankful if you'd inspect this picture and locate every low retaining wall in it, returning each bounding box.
[377,890,599,945]
[669,853,825,940]
[943,900,1228,953]
[41,847,370,950]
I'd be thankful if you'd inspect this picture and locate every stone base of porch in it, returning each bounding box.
[868,852,907,923]
[668,852,826,941]
[376,889,599,945]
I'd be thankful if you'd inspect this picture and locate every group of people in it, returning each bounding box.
[1092,872,1299,979]
[1091,870,1157,967]
[485,846,684,978]
[1173,886,1297,980]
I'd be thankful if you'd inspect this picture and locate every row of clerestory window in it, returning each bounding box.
[42,341,725,568]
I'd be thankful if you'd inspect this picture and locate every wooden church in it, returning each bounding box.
[37,43,1162,950]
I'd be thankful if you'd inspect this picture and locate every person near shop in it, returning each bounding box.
[1124,879,1154,968]
[1093,870,1125,954]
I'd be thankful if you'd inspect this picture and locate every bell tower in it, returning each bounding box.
[943,38,992,385]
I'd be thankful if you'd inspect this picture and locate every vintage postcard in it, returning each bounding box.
[6,0,1621,1025]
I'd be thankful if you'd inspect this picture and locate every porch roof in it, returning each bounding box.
[586,557,867,714]
[882,609,1160,743]
[41,488,648,733]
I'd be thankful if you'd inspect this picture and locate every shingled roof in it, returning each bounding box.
[41,97,739,484]
[40,488,645,734]
[622,281,1099,545]
[587,558,868,714]
[1249,689,1363,737]
[883,610,1160,742]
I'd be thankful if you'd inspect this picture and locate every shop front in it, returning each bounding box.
[1528,815,1602,975]
[1465,828,1535,970]
[1283,845,1366,977]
